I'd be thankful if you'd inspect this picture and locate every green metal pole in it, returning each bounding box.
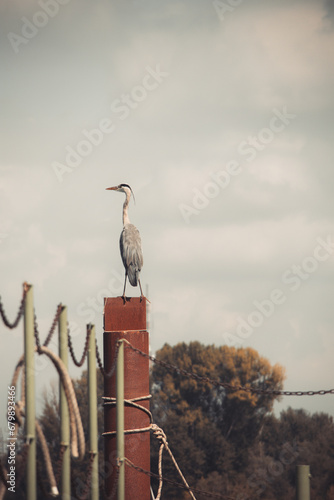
[87,324,99,500]
[297,465,310,500]
[24,283,36,500]
[59,306,70,500]
[116,340,125,500]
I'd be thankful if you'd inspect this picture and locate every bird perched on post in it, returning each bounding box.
[106,183,144,302]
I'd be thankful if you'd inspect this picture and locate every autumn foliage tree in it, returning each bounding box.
[150,342,286,498]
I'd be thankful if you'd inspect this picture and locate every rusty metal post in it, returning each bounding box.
[116,340,125,500]
[103,297,150,500]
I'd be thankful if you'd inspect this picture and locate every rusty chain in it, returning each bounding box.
[95,342,105,374]
[55,444,66,487]
[34,313,42,353]
[124,343,334,397]
[124,457,236,500]
[34,304,63,352]
[72,451,96,500]
[102,462,120,500]
[0,283,27,329]
[43,303,63,347]
[96,341,120,379]
[67,323,92,367]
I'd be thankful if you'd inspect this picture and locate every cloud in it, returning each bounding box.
[324,0,334,18]
[249,157,309,190]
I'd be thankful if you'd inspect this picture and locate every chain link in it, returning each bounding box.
[68,323,91,367]
[43,304,63,347]
[55,444,66,487]
[72,451,96,500]
[95,342,105,375]
[34,304,63,353]
[124,457,236,500]
[96,341,120,379]
[34,312,42,352]
[125,343,334,397]
[0,283,27,329]
[103,462,120,500]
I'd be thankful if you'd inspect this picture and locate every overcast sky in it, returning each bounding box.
[1,0,334,433]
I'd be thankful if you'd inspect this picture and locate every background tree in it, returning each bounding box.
[260,408,334,500]
[150,341,285,498]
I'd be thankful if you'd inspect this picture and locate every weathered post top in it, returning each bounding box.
[104,296,146,332]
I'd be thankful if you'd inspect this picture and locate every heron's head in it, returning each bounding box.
[106,183,135,202]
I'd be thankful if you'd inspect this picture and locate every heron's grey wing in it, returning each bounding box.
[119,224,143,287]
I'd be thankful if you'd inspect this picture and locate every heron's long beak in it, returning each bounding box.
[106,186,118,190]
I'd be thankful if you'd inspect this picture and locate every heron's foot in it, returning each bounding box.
[141,295,151,304]
[122,294,126,305]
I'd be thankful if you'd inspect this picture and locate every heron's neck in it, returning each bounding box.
[122,193,131,226]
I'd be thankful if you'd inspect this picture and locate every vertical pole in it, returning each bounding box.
[297,465,310,500]
[59,306,70,500]
[116,340,125,500]
[104,297,150,500]
[88,324,99,500]
[24,283,36,500]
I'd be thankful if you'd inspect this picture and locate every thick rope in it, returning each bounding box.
[102,394,152,435]
[124,458,235,500]
[35,420,59,496]
[155,429,164,500]
[151,424,197,500]
[37,346,85,459]
[12,349,85,460]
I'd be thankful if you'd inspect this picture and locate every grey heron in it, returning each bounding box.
[106,183,144,302]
